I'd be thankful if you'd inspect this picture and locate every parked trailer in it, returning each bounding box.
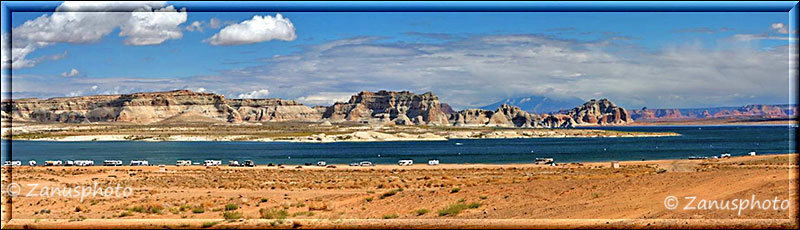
[103,160,123,166]
[398,159,414,166]
[228,160,241,167]
[242,160,256,167]
[130,160,150,166]
[45,160,63,166]
[74,160,95,166]
[28,160,37,166]
[176,160,192,166]
[534,158,554,165]
[427,159,440,166]
[3,161,21,167]
[203,160,222,166]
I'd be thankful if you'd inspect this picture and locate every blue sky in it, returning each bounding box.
[2,2,797,110]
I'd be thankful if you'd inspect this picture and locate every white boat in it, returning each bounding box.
[398,159,414,166]
[176,160,192,166]
[427,159,440,166]
[720,153,731,158]
[455,143,463,146]
[74,160,94,166]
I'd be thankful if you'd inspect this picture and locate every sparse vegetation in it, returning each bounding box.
[380,189,401,199]
[201,221,217,228]
[451,187,461,193]
[479,195,488,200]
[414,209,430,216]
[222,211,242,220]
[292,211,314,217]
[260,208,288,219]
[225,203,238,211]
[382,213,399,219]
[438,203,468,216]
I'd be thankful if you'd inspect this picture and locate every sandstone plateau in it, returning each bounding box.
[2,90,636,128]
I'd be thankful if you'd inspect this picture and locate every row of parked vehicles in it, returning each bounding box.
[4,159,443,167]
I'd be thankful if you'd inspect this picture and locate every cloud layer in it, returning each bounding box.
[2,1,186,69]
[205,14,296,45]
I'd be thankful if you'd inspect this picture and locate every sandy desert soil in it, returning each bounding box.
[1,154,797,229]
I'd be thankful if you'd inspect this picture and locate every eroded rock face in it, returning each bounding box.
[322,90,450,125]
[563,99,632,125]
[630,104,796,121]
[450,104,540,128]
[2,90,322,124]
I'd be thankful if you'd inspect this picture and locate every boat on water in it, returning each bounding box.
[455,142,464,146]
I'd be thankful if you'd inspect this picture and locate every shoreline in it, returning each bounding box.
[3,153,795,170]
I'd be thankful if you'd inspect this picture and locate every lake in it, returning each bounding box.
[1,125,795,165]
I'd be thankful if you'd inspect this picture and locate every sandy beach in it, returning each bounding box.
[2,154,797,229]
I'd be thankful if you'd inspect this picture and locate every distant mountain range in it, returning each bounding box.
[479,95,585,114]
[630,104,797,121]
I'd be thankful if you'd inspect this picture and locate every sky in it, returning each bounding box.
[1,1,798,110]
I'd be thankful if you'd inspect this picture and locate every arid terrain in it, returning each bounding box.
[2,154,797,229]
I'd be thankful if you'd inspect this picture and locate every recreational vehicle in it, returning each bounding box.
[103,160,123,166]
[748,151,757,156]
[427,159,440,166]
[203,160,222,166]
[45,160,63,166]
[64,160,75,166]
[359,161,373,167]
[720,153,732,158]
[534,158,554,165]
[242,160,255,167]
[130,160,149,166]
[3,161,21,167]
[74,160,95,166]
[176,160,192,166]
[228,160,241,167]
[398,159,414,166]
[28,160,37,166]
[317,161,327,167]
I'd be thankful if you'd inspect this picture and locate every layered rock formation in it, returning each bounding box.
[562,99,632,125]
[1,90,321,124]
[321,90,450,125]
[630,104,797,121]
[450,104,539,128]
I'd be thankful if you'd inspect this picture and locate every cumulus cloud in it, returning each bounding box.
[237,89,271,99]
[61,68,81,77]
[4,1,186,69]
[185,21,204,32]
[296,92,354,106]
[205,14,296,45]
[771,23,789,34]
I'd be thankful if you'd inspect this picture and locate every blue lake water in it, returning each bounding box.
[1,125,795,165]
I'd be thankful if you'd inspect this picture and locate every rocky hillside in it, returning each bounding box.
[322,90,450,125]
[1,90,321,124]
[479,95,584,113]
[631,104,797,121]
[2,90,635,128]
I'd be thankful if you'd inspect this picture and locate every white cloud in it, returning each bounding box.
[733,33,796,41]
[4,1,186,69]
[296,92,354,106]
[771,23,789,34]
[237,89,270,99]
[119,6,187,45]
[185,21,203,32]
[205,14,296,45]
[208,18,222,29]
[61,68,80,77]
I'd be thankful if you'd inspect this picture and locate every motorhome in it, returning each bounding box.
[317,161,327,167]
[203,160,222,166]
[534,158,554,165]
[720,153,732,158]
[3,161,21,167]
[130,160,150,166]
[228,160,241,167]
[748,151,757,156]
[427,159,440,166]
[64,160,75,166]
[28,160,37,166]
[45,160,63,166]
[74,160,94,166]
[176,160,192,166]
[349,162,359,167]
[398,159,414,166]
[243,160,255,167]
[103,160,123,166]
[359,161,373,167]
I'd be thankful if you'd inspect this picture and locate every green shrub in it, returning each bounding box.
[479,195,488,200]
[260,198,269,203]
[365,197,374,202]
[414,209,430,216]
[225,203,238,211]
[450,187,460,193]
[438,203,468,216]
[118,211,133,218]
[201,221,217,228]
[292,211,314,217]
[468,202,481,209]
[192,207,205,214]
[260,208,288,219]
[382,213,399,219]
[222,211,242,220]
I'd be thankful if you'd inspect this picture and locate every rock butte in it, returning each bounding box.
[1,90,635,128]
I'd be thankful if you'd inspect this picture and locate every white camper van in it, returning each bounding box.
[74,160,94,166]
[427,159,440,166]
[203,160,222,166]
[103,160,123,166]
[398,159,414,166]
[176,160,192,166]
[45,160,63,166]
[130,160,149,166]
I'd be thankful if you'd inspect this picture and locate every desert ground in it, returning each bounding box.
[1,154,797,229]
